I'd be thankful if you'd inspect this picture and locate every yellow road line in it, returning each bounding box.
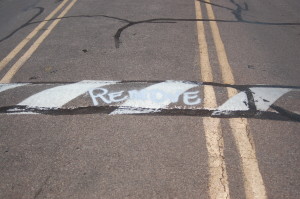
[204,0,267,198]
[195,1,230,198]
[0,0,70,73]
[0,0,78,83]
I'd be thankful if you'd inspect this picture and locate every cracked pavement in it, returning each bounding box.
[0,0,299,198]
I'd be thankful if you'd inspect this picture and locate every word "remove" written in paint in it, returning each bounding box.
[88,88,201,106]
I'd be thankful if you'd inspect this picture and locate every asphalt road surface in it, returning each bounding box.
[0,0,299,198]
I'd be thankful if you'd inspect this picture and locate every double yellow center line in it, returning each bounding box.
[1,0,267,198]
[195,0,267,198]
[0,0,78,83]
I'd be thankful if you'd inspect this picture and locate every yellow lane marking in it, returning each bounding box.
[195,1,230,198]
[204,0,267,198]
[0,0,78,83]
[0,0,70,73]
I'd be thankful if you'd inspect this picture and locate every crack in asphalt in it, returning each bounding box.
[33,175,50,199]
[1,1,299,47]
[0,105,299,122]
[217,135,229,199]
[0,7,44,43]
[0,81,298,121]
[229,0,248,21]
[246,123,256,152]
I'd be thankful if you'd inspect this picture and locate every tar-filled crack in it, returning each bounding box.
[270,104,300,121]
[0,7,44,43]
[113,18,239,48]
[2,2,299,47]
[10,80,300,90]
[229,0,248,21]
[245,89,257,113]
[0,105,298,122]
[199,0,300,26]
[0,82,299,121]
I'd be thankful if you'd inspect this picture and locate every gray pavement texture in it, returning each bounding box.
[0,0,300,198]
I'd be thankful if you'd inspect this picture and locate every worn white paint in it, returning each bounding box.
[89,87,201,106]
[89,88,128,104]
[183,91,201,105]
[18,81,117,108]
[250,87,291,111]
[213,91,249,115]
[110,81,199,115]
[213,88,292,115]
[0,83,29,93]
[0,81,296,118]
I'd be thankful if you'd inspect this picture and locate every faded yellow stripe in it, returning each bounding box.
[1,0,78,83]
[195,1,230,198]
[0,0,70,72]
[204,0,267,198]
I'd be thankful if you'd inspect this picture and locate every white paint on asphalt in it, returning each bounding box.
[250,87,291,111]
[0,81,297,118]
[213,87,292,115]
[89,87,201,106]
[0,83,29,93]
[213,91,249,115]
[18,81,117,108]
[110,81,199,115]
